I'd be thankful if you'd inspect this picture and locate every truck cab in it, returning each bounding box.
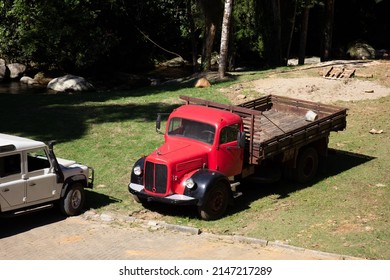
[129,104,245,220]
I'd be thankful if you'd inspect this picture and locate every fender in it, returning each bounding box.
[130,157,145,185]
[60,174,87,197]
[183,169,233,206]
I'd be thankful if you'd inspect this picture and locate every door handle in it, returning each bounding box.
[2,188,10,192]
[29,183,36,186]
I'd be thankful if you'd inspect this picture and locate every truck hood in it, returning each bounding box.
[150,140,210,171]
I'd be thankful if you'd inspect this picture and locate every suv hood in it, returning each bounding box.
[56,157,76,167]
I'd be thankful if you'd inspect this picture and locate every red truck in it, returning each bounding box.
[128,95,347,220]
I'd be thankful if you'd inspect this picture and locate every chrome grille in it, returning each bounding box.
[145,161,168,194]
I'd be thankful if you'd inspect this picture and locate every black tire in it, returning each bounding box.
[60,183,85,216]
[295,147,319,183]
[198,183,229,221]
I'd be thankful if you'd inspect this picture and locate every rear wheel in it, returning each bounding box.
[60,183,85,216]
[295,147,319,183]
[198,183,229,221]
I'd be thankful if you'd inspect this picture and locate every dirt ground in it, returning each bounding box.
[220,59,390,104]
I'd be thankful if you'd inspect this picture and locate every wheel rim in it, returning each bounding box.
[71,189,82,209]
[209,190,225,213]
[303,156,314,177]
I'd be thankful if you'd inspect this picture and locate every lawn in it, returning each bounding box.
[0,67,388,259]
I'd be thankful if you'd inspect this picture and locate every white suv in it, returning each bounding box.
[0,133,94,216]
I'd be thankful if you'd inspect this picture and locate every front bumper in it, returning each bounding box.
[87,167,95,188]
[128,183,198,205]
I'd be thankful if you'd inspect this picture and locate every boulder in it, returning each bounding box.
[0,65,10,82]
[195,77,211,88]
[7,63,26,79]
[47,74,94,92]
[347,42,375,59]
[20,76,39,85]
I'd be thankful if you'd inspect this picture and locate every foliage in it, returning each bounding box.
[0,0,389,74]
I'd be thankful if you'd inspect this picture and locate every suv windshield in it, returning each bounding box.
[168,117,215,144]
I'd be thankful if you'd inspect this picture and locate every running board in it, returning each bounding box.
[6,204,54,217]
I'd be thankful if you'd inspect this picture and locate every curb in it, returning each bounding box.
[81,210,362,260]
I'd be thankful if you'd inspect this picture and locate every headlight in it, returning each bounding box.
[133,165,142,176]
[184,178,195,189]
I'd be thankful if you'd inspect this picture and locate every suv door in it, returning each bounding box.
[24,148,58,204]
[0,153,25,211]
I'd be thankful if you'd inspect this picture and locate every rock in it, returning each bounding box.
[47,74,94,92]
[347,42,375,59]
[34,72,52,85]
[7,63,26,79]
[160,57,187,68]
[20,76,39,85]
[369,128,384,134]
[195,77,211,88]
[0,65,10,82]
[0,58,5,66]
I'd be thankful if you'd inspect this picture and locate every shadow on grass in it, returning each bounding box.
[229,148,376,216]
[84,189,121,210]
[0,91,179,143]
[135,148,376,220]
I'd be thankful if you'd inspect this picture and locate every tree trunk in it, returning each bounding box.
[199,0,223,71]
[321,0,335,61]
[298,5,310,65]
[187,0,199,72]
[285,0,298,65]
[261,0,282,67]
[218,0,234,79]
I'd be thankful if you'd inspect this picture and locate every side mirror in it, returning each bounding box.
[237,132,246,148]
[156,114,162,132]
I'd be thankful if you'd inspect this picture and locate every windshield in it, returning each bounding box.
[168,117,215,144]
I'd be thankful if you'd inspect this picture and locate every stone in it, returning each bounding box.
[47,74,94,92]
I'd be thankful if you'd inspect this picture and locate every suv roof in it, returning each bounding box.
[0,133,46,153]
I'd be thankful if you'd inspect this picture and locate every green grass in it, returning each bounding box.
[0,72,388,259]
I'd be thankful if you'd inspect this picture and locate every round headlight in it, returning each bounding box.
[184,178,195,189]
[133,165,142,176]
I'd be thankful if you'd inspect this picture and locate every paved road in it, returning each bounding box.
[0,209,352,260]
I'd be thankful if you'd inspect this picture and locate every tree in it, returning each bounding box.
[321,0,335,61]
[298,1,311,65]
[219,0,234,78]
[198,0,223,71]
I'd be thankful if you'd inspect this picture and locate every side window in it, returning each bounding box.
[27,149,51,172]
[0,154,21,178]
[220,124,240,145]
[168,118,184,136]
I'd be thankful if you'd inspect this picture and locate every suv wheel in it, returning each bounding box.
[60,183,85,216]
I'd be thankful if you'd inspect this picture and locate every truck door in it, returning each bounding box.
[0,153,25,211]
[24,148,57,203]
[215,124,243,177]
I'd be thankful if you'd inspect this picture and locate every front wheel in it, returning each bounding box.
[198,183,229,221]
[60,183,85,216]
